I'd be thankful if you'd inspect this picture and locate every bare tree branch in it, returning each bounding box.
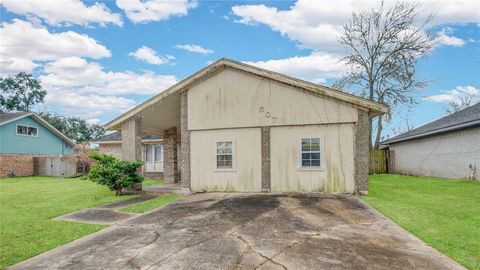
[337,1,435,149]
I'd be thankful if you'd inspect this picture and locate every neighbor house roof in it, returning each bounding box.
[0,112,76,146]
[91,131,162,144]
[383,102,480,145]
[105,58,389,130]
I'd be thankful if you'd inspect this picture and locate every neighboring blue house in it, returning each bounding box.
[0,112,75,155]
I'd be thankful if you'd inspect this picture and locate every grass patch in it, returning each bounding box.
[363,174,480,270]
[0,176,134,269]
[119,194,182,213]
[142,179,164,187]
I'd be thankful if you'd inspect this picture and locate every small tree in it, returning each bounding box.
[0,72,46,113]
[336,1,435,149]
[88,152,143,195]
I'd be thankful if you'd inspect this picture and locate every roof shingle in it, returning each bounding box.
[383,102,480,144]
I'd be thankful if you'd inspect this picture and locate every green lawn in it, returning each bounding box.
[142,179,164,187]
[119,194,183,213]
[363,174,480,270]
[0,177,135,269]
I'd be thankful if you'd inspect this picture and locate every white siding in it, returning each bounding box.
[188,67,358,130]
[190,128,262,192]
[390,127,480,180]
[270,124,355,193]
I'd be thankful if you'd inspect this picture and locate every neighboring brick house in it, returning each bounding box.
[103,58,388,194]
[382,102,480,180]
[92,131,164,179]
[0,112,76,177]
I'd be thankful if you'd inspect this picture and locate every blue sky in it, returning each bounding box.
[0,0,479,139]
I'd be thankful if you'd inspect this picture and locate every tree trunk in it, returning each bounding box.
[374,115,383,149]
[368,118,373,149]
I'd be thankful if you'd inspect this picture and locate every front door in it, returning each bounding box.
[144,144,163,172]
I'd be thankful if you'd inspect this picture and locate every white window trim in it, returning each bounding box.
[16,124,39,137]
[215,139,236,172]
[298,137,323,171]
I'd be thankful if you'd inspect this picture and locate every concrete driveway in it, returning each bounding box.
[12,193,464,270]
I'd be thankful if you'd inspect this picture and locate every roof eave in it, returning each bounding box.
[383,119,480,145]
[105,58,388,129]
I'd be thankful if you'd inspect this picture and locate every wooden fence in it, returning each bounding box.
[369,149,388,174]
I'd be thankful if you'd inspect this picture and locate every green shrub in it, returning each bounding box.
[87,152,144,195]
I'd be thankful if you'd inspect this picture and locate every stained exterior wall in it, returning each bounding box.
[186,67,365,193]
[98,144,122,159]
[190,128,262,192]
[390,127,480,180]
[188,67,358,130]
[270,124,355,193]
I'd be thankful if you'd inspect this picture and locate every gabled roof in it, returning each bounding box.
[0,112,76,146]
[383,102,480,145]
[91,131,162,143]
[105,58,388,130]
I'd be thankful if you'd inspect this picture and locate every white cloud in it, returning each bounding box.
[424,86,480,103]
[436,28,466,47]
[129,46,174,65]
[244,52,345,84]
[175,44,213,55]
[0,0,122,26]
[0,19,110,68]
[0,56,38,75]
[116,0,197,23]
[41,57,178,96]
[44,90,135,118]
[232,0,480,51]
[39,57,178,118]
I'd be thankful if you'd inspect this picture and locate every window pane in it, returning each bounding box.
[145,145,153,162]
[217,154,232,168]
[301,139,310,151]
[17,125,27,135]
[216,141,232,154]
[302,153,311,160]
[311,159,320,167]
[311,153,320,160]
[27,127,37,136]
[154,145,162,162]
[310,138,320,151]
[302,159,311,167]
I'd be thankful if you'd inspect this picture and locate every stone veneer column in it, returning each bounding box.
[121,117,142,190]
[164,127,179,184]
[121,117,142,164]
[261,127,271,192]
[180,90,191,192]
[355,109,369,194]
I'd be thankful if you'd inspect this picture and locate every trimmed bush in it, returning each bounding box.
[88,152,143,195]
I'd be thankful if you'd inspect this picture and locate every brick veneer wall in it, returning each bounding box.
[164,127,179,183]
[0,154,34,177]
[98,143,122,159]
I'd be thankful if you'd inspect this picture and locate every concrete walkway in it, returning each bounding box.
[12,193,465,270]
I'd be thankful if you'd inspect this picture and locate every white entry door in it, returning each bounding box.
[145,144,163,172]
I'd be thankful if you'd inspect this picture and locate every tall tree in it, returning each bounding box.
[336,1,435,149]
[39,112,105,143]
[0,72,46,113]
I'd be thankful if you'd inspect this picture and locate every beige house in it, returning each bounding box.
[103,58,388,194]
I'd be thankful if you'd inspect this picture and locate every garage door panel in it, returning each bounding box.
[190,128,262,192]
[270,125,355,193]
